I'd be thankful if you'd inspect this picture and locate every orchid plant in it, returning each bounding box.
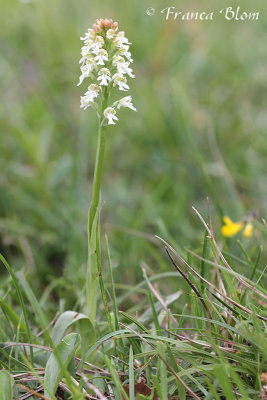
[78,19,136,323]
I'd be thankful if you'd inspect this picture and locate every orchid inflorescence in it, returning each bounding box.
[78,18,136,125]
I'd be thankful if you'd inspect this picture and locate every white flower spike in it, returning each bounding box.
[78,18,136,126]
[82,19,137,325]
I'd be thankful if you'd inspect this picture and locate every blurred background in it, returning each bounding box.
[0,0,266,303]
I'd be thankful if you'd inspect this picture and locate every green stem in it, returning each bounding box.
[86,91,108,322]
[88,123,106,235]
[88,89,108,235]
[86,123,106,321]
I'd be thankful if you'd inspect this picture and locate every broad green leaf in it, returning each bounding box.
[0,370,13,400]
[51,310,95,355]
[44,332,80,398]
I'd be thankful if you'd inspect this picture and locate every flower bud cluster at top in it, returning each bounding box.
[78,18,136,125]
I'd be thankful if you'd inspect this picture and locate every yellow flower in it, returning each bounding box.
[243,222,253,237]
[221,216,254,238]
[221,216,244,237]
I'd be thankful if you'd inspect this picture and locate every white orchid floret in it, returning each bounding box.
[79,53,94,64]
[79,47,95,64]
[112,55,125,67]
[117,96,137,112]
[112,55,135,77]
[81,45,92,57]
[104,107,118,125]
[106,29,116,39]
[112,55,134,77]
[80,83,100,110]
[80,94,94,110]
[117,60,135,78]
[85,28,96,40]
[116,45,133,63]
[87,29,96,40]
[78,61,97,86]
[97,68,111,86]
[113,73,129,91]
[80,58,97,73]
[93,48,108,65]
[81,29,96,43]
[84,84,100,101]
[90,35,105,52]
[113,31,132,47]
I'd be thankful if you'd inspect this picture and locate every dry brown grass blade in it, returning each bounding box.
[165,330,239,353]
[34,312,59,339]
[145,277,178,326]
[165,247,212,322]
[17,384,48,400]
[3,342,51,351]
[81,375,108,400]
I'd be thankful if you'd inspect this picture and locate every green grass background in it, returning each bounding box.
[0,0,266,297]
